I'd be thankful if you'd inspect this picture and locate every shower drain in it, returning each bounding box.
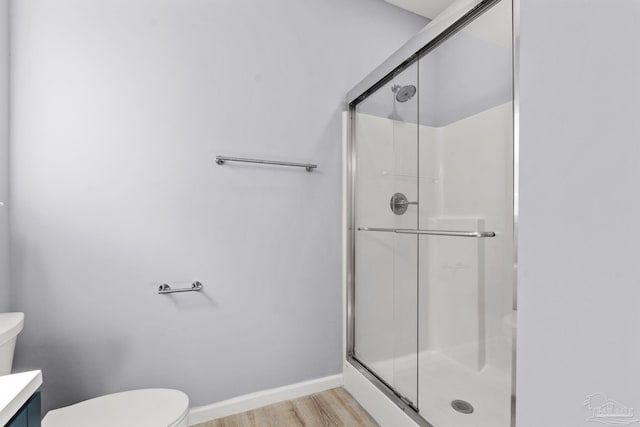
[451,400,474,414]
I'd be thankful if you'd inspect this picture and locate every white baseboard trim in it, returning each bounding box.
[343,362,419,427]
[188,374,344,425]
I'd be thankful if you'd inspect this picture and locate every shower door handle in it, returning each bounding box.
[358,227,496,238]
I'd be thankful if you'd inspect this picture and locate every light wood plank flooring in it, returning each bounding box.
[194,388,379,427]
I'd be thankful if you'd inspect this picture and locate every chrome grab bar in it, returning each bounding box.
[215,156,317,172]
[357,227,495,238]
[158,281,204,294]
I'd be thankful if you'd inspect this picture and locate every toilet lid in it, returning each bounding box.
[42,389,189,427]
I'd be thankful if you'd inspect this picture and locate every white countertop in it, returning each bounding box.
[0,370,42,426]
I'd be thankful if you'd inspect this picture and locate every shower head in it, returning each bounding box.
[392,84,416,102]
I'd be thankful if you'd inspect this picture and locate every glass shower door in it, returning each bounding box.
[350,2,514,425]
[416,1,514,426]
[353,62,419,406]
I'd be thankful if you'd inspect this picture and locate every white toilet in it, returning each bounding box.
[0,312,24,375]
[42,388,189,427]
[0,312,189,427]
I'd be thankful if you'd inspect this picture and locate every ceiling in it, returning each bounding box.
[383,0,458,19]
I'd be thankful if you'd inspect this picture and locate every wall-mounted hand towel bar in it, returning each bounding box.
[357,227,495,238]
[158,282,203,294]
[215,156,317,172]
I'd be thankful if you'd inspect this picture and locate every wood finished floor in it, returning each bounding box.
[194,388,379,427]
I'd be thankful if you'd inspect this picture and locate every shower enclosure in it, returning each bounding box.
[345,1,516,426]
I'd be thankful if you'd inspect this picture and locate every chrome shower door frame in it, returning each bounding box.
[345,1,519,426]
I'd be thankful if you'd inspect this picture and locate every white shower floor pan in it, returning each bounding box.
[363,351,512,427]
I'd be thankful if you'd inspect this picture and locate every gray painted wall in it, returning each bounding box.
[357,26,511,127]
[9,0,426,413]
[517,1,640,426]
[0,0,8,313]
[429,30,511,126]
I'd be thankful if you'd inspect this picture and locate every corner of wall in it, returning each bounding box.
[0,0,10,312]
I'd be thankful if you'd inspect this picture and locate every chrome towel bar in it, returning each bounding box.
[357,227,495,238]
[158,282,203,294]
[215,156,317,172]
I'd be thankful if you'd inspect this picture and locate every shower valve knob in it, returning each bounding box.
[390,193,417,215]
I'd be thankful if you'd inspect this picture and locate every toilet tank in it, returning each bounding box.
[0,313,24,375]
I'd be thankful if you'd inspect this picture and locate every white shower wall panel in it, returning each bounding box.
[417,101,514,427]
[354,114,418,229]
[354,100,513,393]
[430,101,514,373]
[423,217,485,371]
[354,112,419,403]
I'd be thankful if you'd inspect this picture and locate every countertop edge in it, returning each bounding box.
[0,370,43,426]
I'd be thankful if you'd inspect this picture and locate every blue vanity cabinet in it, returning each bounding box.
[5,392,41,427]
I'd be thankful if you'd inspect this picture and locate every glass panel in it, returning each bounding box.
[354,62,419,405]
[417,1,514,426]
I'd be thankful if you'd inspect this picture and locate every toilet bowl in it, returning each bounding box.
[42,389,189,427]
[0,312,24,375]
